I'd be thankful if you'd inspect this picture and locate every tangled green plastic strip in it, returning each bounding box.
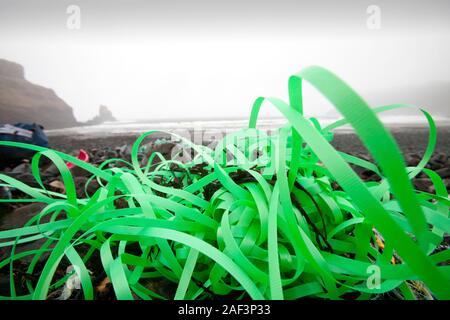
[0,66,449,300]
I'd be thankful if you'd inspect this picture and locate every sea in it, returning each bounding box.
[46,115,450,137]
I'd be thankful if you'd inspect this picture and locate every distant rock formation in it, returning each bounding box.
[0,59,79,129]
[84,105,117,125]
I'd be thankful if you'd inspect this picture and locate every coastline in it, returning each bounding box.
[46,126,450,155]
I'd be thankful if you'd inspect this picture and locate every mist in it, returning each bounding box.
[1,0,449,121]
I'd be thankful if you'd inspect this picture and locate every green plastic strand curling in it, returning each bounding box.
[0,65,448,300]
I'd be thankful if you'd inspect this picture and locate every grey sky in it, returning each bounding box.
[1,0,449,121]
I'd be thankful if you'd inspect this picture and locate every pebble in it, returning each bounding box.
[435,167,450,179]
[0,147,448,245]
[11,163,31,174]
[0,203,49,263]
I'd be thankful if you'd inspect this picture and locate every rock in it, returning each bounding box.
[49,180,66,193]
[153,142,176,157]
[2,167,11,173]
[11,163,31,174]
[0,186,12,200]
[98,105,116,122]
[84,105,116,125]
[405,153,421,167]
[435,167,450,179]
[0,187,13,214]
[72,177,99,198]
[366,174,381,182]
[106,150,118,159]
[7,163,55,187]
[0,203,46,231]
[0,59,78,129]
[0,59,24,78]
[413,178,433,192]
[444,179,450,189]
[116,144,132,162]
[15,173,39,187]
[44,163,61,176]
[427,160,443,171]
[70,165,93,178]
[360,169,374,178]
[432,153,447,164]
[94,150,105,158]
[116,144,130,154]
[0,203,49,263]
[74,176,88,198]
[143,278,176,299]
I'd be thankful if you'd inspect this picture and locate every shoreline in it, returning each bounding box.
[47,126,450,155]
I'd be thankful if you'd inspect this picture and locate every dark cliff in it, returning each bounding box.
[0,59,78,129]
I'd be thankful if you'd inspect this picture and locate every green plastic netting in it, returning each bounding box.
[0,66,448,300]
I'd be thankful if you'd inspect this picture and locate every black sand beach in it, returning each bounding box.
[46,126,450,156]
[1,125,449,300]
[41,125,450,192]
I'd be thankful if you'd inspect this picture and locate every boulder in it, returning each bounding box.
[84,105,116,125]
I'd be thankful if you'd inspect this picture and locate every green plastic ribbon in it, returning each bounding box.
[0,66,448,300]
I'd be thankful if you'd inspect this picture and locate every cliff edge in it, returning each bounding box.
[0,59,78,129]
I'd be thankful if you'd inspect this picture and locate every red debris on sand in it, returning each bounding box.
[66,149,89,169]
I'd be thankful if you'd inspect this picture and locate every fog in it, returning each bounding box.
[1,0,449,121]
